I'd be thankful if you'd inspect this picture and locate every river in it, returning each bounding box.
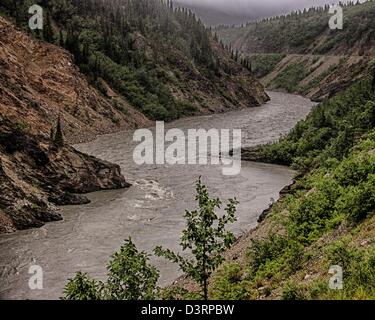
[0,92,314,300]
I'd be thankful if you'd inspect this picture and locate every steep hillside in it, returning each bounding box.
[0,16,151,144]
[216,1,375,101]
[174,78,375,300]
[0,11,145,233]
[1,0,268,124]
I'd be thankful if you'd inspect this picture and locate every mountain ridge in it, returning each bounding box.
[1,0,269,127]
[216,1,375,101]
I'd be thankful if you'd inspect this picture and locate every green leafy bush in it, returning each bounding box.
[63,238,159,300]
[250,54,286,78]
[210,264,250,300]
[271,63,308,92]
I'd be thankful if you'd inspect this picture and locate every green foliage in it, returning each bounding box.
[210,79,375,300]
[217,1,375,56]
[0,0,229,121]
[155,178,238,300]
[286,138,375,244]
[250,54,286,78]
[105,238,159,300]
[63,272,103,300]
[282,281,305,300]
[301,63,339,95]
[63,238,159,300]
[43,11,54,42]
[278,243,375,300]
[247,234,304,281]
[210,263,250,300]
[335,176,375,223]
[248,234,288,277]
[313,241,375,299]
[271,63,308,93]
[260,78,375,168]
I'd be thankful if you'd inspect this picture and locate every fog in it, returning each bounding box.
[178,0,358,15]
[176,0,366,24]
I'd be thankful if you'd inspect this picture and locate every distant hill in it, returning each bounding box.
[216,1,375,101]
[174,1,254,26]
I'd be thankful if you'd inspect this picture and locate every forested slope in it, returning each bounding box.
[216,1,375,101]
[1,0,268,123]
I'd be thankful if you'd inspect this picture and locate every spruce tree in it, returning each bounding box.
[54,117,64,147]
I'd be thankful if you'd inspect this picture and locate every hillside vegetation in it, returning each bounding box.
[216,1,375,100]
[218,1,374,55]
[204,78,375,300]
[1,0,268,123]
[0,16,151,144]
[0,0,268,234]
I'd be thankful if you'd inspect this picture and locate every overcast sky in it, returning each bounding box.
[176,0,365,20]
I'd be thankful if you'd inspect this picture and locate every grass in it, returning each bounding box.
[208,78,375,300]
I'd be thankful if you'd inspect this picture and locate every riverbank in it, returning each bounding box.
[0,91,314,300]
[171,79,375,300]
[169,175,299,294]
[0,117,132,234]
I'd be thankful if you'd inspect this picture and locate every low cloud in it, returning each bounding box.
[176,0,361,18]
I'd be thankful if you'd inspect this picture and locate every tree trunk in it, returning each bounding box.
[203,276,208,301]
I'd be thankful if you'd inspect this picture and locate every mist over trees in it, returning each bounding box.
[175,0,367,25]
[0,0,222,120]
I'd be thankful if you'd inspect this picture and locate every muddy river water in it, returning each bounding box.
[0,92,314,299]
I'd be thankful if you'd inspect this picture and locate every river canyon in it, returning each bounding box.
[0,92,314,300]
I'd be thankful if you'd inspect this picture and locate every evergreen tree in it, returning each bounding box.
[54,117,64,147]
[49,126,54,142]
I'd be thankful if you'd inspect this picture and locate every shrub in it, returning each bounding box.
[63,238,159,300]
[282,281,305,300]
[336,179,375,223]
[155,178,238,300]
[271,63,308,92]
[247,234,287,277]
[210,264,250,300]
[63,272,103,300]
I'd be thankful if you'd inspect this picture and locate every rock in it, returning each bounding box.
[0,117,130,233]
[0,16,151,145]
[258,206,272,223]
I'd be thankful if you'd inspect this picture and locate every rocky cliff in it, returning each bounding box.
[0,3,269,233]
[0,16,151,144]
[0,117,130,233]
[0,16,139,233]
